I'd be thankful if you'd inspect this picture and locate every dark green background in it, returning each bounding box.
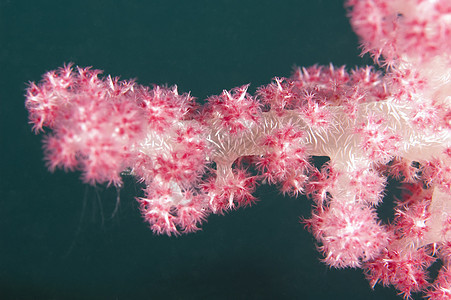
[0,0,407,299]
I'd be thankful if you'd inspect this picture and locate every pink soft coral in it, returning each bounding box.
[26,1,451,299]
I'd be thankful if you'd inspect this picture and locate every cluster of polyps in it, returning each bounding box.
[26,0,450,298]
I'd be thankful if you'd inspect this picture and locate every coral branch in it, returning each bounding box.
[25,0,451,298]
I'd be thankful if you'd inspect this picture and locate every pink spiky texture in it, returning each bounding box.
[256,124,310,195]
[203,167,257,214]
[427,265,451,299]
[138,186,207,236]
[307,197,389,268]
[26,0,451,298]
[202,85,261,135]
[356,113,402,163]
[26,64,146,186]
[346,0,451,66]
[363,247,436,299]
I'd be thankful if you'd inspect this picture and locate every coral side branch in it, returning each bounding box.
[25,0,451,299]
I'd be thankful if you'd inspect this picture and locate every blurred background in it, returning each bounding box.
[0,0,404,299]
